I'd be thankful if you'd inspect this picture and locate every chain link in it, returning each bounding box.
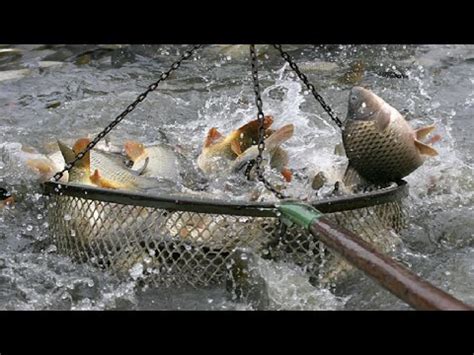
[52,44,201,182]
[272,44,343,129]
[248,45,287,200]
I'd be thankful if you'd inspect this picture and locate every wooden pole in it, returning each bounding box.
[278,202,472,310]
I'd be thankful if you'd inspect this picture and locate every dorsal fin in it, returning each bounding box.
[57,140,76,164]
[204,128,223,148]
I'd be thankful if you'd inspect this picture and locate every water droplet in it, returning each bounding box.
[37,214,43,220]
[26,225,33,232]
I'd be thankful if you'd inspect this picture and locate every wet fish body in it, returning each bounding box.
[125,141,181,181]
[197,116,274,175]
[57,139,163,191]
[342,86,439,184]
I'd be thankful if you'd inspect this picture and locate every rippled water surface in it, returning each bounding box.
[0,44,473,310]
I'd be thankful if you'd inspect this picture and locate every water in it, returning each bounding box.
[1,44,473,310]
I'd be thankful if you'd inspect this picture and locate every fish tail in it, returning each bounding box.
[263,124,294,151]
[414,140,439,156]
[415,124,436,140]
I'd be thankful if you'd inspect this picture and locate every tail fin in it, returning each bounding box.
[414,140,439,156]
[263,124,294,152]
[415,124,436,140]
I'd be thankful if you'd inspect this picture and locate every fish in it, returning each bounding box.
[26,137,123,183]
[342,86,441,185]
[231,124,295,181]
[57,138,161,190]
[196,116,274,175]
[0,188,14,208]
[124,140,181,181]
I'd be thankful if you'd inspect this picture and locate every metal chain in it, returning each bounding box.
[52,44,202,182]
[272,44,343,129]
[249,45,287,200]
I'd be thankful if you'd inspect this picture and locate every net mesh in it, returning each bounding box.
[45,182,407,288]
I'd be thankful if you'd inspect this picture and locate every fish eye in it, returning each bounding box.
[350,95,357,102]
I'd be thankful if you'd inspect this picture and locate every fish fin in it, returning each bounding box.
[57,140,76,164]
[71,138,92,169]
[204,128,223,148]
[124,140,146,163]
[230,140,243,155]
[236,115,274,135]
[342,164,367,188]
[26,159,53,175]
[281,168,292,182]
[264,124,294,151]
[415,124,436,140]
[90,169,126,190]
[374,110,391,132]
[414,140,439,156]
[425,134,441,145]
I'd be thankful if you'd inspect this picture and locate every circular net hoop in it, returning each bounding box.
[43,181,408,287]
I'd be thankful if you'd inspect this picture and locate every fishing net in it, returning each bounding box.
[41,45,409,289]
[43,180,408,287]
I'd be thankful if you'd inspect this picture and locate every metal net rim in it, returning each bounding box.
[42,180,408,217]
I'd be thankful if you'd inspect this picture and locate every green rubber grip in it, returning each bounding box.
[276,200,324,230]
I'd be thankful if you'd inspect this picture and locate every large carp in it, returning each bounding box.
[342,86,440,185]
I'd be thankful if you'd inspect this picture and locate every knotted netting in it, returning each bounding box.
[44,180,407,287]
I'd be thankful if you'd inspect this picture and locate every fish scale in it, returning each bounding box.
[343,118,424,182]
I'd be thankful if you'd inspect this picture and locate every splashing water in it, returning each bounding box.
[1,44,473,309]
